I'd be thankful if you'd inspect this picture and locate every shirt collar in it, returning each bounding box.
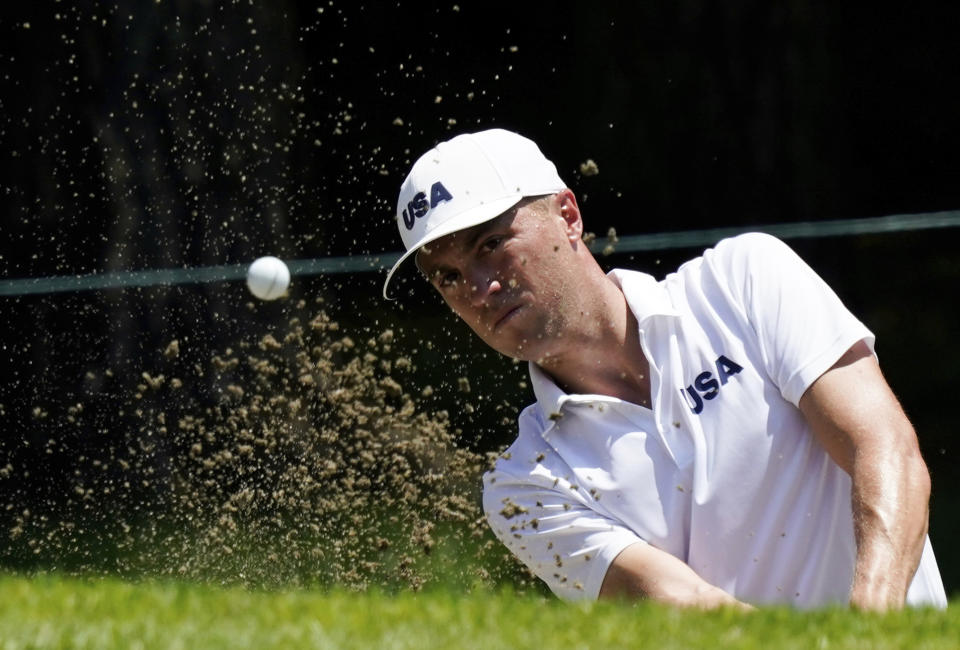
[528,361,623,428]
[606,268,682,323]
[528,268,680,424]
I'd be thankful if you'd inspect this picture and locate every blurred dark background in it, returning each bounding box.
[1,1,958,594]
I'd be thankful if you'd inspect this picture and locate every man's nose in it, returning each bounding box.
[466,270,502,308]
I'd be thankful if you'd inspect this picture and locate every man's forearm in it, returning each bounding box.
[848,437,931,610]
[599,542,754,610]
[798,341,932,611]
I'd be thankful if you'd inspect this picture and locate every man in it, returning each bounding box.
[382,128,947,609]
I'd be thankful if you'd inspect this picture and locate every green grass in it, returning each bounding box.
[0,574,956,649]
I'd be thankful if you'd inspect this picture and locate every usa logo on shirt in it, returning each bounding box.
[681,354,744,414]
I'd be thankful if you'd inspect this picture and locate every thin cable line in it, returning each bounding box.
[1,209,958,296]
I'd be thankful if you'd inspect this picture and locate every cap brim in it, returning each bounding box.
[382,194,523,300]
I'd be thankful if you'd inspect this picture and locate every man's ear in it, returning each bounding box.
[556,189,583,242]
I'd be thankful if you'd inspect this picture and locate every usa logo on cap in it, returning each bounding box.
[401,182,454,230]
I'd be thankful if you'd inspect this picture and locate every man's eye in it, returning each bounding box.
[438,271,459,287]
[481,236,503,251]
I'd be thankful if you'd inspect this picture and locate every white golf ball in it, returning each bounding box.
[246,256,290,300]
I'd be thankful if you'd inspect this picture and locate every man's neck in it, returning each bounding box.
[534,281,652,408]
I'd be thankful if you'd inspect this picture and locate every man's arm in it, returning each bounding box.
[598,541,752,610]
[798,340,931,610]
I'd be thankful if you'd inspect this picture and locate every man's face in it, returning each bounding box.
[416,192,584,361]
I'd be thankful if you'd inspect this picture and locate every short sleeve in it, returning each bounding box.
[702,232,874,405]
[482,463,642,600]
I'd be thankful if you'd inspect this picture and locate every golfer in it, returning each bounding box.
[383,128,947,609]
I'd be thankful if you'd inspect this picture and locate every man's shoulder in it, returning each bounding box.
[660,232,800,299]
[717,231,789,251]
[606,233,792,321]
[680,232,792,274]
[610,233,791,296]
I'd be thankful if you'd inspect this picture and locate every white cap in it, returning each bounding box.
[383,128,566,299]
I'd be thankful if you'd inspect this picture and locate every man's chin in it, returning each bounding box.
[479,335,531,362]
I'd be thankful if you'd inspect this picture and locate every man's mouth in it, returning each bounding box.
[493,304,522,330]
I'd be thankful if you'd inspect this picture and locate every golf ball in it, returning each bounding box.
[246,256,290,300]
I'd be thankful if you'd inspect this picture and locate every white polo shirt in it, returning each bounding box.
[482,232,946,608]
